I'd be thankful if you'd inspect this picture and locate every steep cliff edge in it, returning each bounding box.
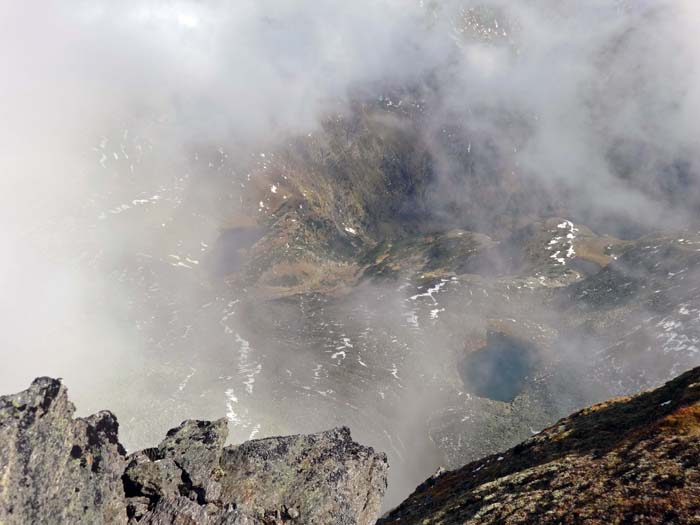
[379,366,700,525]
[0,378,388,525]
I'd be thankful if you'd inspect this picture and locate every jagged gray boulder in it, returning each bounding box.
[126,423,388,524]
[123,418,230,520]
[0,377,127,524]
[218,426,388,525]
[0,378,389,525]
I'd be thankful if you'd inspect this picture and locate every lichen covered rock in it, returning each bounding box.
[126,424,388,524]
[219,426,387,525]
[0,377,127,524]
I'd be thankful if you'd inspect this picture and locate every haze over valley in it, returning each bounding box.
[3,1,700,510]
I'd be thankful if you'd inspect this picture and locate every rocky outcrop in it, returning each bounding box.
[125,424,387,525]
[0,378,388,525]
[0,377,127,524]
[217,426,386,525]
[379,365,700,525]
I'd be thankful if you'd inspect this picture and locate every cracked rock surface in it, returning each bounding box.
[125,422,388,525]
[0,377,127,524]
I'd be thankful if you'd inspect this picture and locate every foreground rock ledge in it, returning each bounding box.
[4,366,700,525]
[0,378,388,525]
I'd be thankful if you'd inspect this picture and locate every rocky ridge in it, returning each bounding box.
[4,366,700,524]
[0,378,388,525]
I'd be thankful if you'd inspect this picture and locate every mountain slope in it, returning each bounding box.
[379,365,700,524]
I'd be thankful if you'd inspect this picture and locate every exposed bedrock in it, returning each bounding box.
[0,378,388,525]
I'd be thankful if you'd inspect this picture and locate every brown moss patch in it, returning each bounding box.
[659,405,700,436]
[573,239,615,267]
